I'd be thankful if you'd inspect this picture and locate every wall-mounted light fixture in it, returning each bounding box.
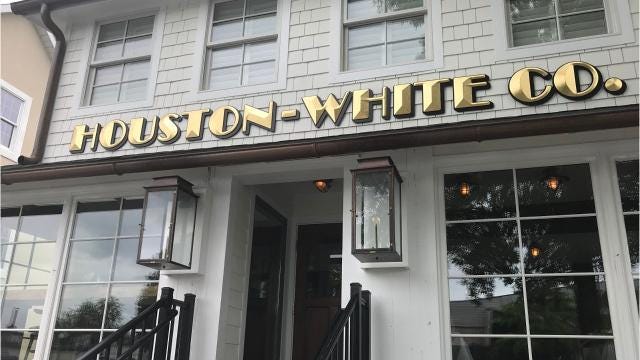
[313,179,333,193]
[137,176,198,270]
[351,157,402,262]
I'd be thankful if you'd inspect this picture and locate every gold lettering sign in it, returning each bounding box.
[69,62,626,153]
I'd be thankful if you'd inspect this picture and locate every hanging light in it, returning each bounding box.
[541,168,569,191]
[545,176,560,191]
[459,182,471,198]
[529,243,542,258]
[313,179,332,193]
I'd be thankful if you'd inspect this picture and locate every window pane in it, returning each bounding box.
[444,170,516,221]
[1,286,47,328]
[560,11,607,40]
[119,199,144,237]
[509,0,555,21]
[123,35,152,57]
[113,238,159,281]
[213,0,244,21]
[98,21,126,42]
[4,243,55,284]
[246,0,277,15]
[0,89,22,123]
[55,284,107,329]
[447,221,520,276]
[94,65,122,86]
[521,217,603,274]
[616,160,639,212]
[65,240,114,282]
[211,20,243,42]
[17,205,63,243]
[449,278,526,334]
[126,16,154,37]
[387,16,424,42]
[104,283,158,328]
[244,41,277,63]
[558,0,604,14]
[50,331,100,360]
[1,208,19,244]
[94,40,123,61]
[1,331,38,360]
[511,18,558,46]
[242,61,276,85]
[625,215,639,273]
[387,38,425,65]
[211,46,243,68]
[90,84,119,106]
[531,338,615,360]
[73,201,121,239]
[122,61,150,82]
[347,45,385,70]
[388,0,423,12]
[452,337,529,360]
[0,120,14,148]
[244,13,277,36]
[347,0,383,19]
[526,276,612,335]
[139,191,174,260]
[209,66,241,88]
[120,80,148,102]
[348,23,384,48]
[516,164,595,217]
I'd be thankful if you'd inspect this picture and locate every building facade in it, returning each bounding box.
[0,6,53,164]
[1,0,638,359]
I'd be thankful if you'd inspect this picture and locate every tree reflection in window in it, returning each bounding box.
[444,164,616,360]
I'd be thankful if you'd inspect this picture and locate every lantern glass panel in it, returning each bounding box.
[393,173,402,255]
[140,190,175,261]
[171,189,197,267]
[354,171,391,250]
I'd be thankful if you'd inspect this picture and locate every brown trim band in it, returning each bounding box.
[2,105,638,184]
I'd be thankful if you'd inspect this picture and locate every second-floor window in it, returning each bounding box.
[508,0,608,47]
[204,0,279,90]
[85,16,155,106]
[343,0,428,71]
[0,88,24,150]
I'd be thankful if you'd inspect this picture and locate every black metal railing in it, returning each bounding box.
[315,283,371,360]
[78,287,195,360]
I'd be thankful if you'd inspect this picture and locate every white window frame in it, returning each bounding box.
[0,81,31,162]
[185,0,290,103]
[434,139,639,360]
[329,0,443,84]
[69,8,164,118]
[492,0,635,61]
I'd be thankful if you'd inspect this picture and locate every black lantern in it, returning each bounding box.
[351,157,402,262]
[137,176,198,270]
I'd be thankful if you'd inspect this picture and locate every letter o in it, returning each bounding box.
[553,61,602,99]
[99,119,128,150]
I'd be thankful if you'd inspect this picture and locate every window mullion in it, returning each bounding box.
[116,63,125,102]
[512,168,533,360]
[553,0,563,40]
[343,7,428,27]
[384,21,388,66]
[239,43,246,86]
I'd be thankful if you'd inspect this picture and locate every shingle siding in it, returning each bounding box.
[42,0,639,163]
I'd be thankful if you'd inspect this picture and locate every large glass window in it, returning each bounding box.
[343,0,427,70]
[204,0,279,89]
[1,205,64,360]
[444,164,616,360]
[508,0,608,47]
[49,199,159,359]
[85,16,155,105]
[614,159,639,305]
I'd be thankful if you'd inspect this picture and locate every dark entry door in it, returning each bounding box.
[243,198,287,360]
[292,223,342,360]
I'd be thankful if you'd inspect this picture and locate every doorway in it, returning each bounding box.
[243,198,287,360]
[292,223,343,360]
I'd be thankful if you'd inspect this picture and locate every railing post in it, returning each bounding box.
[154,287,174,360]
[349,283,362,360]
[175,293,196,360]
[361,290,371,360]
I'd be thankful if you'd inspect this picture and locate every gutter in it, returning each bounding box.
[16,2,66,165]
[1,105,637,184]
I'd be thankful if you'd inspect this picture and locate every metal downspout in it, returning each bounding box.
[18,2,66,165]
